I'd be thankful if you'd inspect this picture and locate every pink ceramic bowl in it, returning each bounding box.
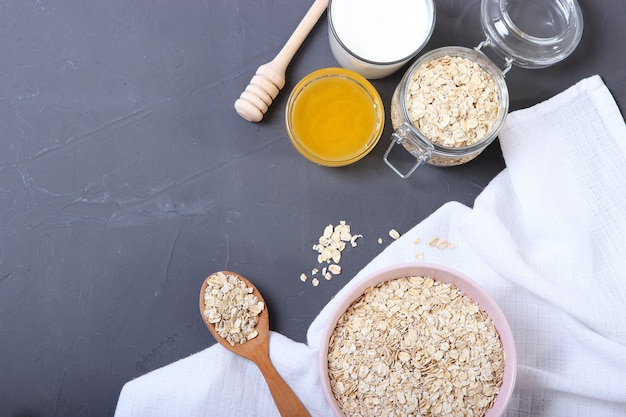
[319,262,516,417]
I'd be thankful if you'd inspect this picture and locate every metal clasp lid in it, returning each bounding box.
[383,123,434,179]
[474,39,513,76]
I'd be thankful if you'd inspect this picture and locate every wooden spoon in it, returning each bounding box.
[199,271,311,417]
[234,0,329,122]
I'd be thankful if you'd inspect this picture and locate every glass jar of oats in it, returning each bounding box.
[384,0,583,178]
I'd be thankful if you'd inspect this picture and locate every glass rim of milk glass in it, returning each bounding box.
[328,0,436,79]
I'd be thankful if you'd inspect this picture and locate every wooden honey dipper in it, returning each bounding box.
[234,0,329,122]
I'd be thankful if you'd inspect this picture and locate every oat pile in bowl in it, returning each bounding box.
[325,269,509,417]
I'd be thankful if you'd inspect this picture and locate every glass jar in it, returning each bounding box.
[384,0,583,178]
[328,0,436,79]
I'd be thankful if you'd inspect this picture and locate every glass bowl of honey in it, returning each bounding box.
[285,67,385,167]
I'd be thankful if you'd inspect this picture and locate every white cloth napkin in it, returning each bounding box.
[115,75,626,417]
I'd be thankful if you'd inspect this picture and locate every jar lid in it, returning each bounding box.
[480,0,583,69]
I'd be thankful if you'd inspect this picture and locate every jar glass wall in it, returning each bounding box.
[385,46,509,178]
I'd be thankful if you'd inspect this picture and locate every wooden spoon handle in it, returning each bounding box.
[254,352,311,417]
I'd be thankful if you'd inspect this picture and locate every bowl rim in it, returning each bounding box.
[318,261,517,417]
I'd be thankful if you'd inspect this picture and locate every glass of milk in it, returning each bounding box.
[328,0,436,79]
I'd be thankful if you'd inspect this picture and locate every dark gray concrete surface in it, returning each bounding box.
[0,1,622,416]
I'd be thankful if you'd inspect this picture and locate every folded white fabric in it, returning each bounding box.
[115,75,626,417]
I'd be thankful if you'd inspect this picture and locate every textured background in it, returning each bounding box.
[0,1,622,415]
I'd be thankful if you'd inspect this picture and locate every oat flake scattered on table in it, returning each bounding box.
[301,221,361,286]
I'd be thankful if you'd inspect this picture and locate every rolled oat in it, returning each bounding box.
[302,221,360,286]
[406,55,499,148]
[202,272,265,347]
[327,276,504,417]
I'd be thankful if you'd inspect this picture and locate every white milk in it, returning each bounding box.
[328,0,435,79]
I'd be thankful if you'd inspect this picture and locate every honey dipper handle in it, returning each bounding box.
[234,0,329,123]
[253,352,311,417]
[272,0,329,72]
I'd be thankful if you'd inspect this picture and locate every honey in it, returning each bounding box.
[286,68,384,166]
